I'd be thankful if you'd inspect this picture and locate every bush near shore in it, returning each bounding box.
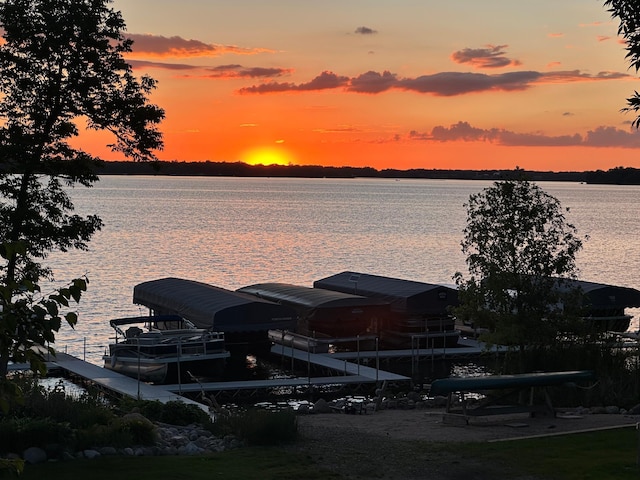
[0,375,298,475]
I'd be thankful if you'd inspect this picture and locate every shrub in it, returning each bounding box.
[73,413,158,450]
[0,417,72,453]
[75,423,134,450]
[118,399,210,426]
[0,458,24,478]
[212,409,298,446]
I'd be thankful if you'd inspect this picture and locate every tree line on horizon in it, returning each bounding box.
[95,160,640,184]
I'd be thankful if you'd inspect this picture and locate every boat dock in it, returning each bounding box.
[28,335,502,405]
[50,353,209,411]
[39,341,411,404]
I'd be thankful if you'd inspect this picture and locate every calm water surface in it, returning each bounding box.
[44,176,640,365]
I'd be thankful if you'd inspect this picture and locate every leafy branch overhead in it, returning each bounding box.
[604,0,640,127]
[0,0,164,381]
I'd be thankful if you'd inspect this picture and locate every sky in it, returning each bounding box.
[93,0,640,172]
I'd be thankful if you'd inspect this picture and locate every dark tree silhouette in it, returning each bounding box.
[0,0,164,390]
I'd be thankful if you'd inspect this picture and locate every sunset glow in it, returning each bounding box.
[242,145,295,166]
[91,1,640,172]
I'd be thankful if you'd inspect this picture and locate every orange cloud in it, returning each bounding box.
[127,33,273,58]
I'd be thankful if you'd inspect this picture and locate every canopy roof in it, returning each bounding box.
[133,278,296,333]
[560,278,640,310]
[237,282,390,310]
[313,271,458,315]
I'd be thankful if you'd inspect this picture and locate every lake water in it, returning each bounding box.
[44,176,640,366]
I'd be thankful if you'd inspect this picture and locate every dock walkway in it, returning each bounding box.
[161,344,410,394]
[52,353,208,411]
[326,337,507,361]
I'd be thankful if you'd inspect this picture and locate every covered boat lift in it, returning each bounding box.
[313,271,460,348]
[237,282,391,340]
[133,278,297,353]
[558,278,640,332]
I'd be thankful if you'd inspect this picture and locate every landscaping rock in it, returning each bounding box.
[23,447,47,464]
[83,449,101,459]
[313,398,332,413]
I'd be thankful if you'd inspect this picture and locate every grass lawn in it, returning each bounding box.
[19,447,340,480]
[18,426,640,480]
[463,426,640,480]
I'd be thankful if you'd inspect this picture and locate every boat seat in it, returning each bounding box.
[125,326,143,338]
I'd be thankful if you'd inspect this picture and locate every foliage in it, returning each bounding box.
[0,0,163,382]
[0,377,159,453]
[604,0,640,128]
[0,417,73,452]
[454,175,586,365]
[0,457,24,478]
[211,409,298,446]
[74,415,156,450]
[117,399,211,426]
[13,377,114,428]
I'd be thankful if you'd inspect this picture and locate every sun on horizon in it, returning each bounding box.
[241,145,296,166]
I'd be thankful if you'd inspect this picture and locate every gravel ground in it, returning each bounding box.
[289,408,639,480]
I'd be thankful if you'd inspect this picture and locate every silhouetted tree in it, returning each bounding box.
[453,176,585,371]
[0,0,164,397]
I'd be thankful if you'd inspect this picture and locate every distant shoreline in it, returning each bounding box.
[95,161,640,185]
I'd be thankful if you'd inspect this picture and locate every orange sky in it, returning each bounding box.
[90,1,640,172]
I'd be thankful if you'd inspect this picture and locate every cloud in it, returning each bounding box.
[313,125,361,133]
[451,45,521,69]
[237,68,630,96]
[347,70,398,93]
[584,126,640,147]
[410,121,640,148]
[128,60,291,78]
[128,59,199,70]
[597,35,611,42]
[397,71,542,95]
[127,33,273,58]
[355,26,378,35]
[204,65,293,78]
[548,33,564,38]
[238,71,350,94]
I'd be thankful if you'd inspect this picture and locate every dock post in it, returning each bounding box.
[177,337,182,395]
[376,337,379,382]
[136,338,141,400]
[357,335,360,375]
[307,339,311,380]
[637,423,640,467]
